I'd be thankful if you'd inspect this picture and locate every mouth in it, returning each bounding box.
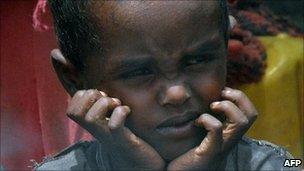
[156,111,200,139]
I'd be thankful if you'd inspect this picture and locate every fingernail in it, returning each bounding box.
[112,98,121,106]
[211,101,220,108]
[99,91,107,97]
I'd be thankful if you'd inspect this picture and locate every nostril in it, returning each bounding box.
[163,85,190,105]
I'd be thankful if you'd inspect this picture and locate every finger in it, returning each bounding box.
[210,100,249,127]
[222,87,258,122]
[75,97,119,139]
[108,106,131,133]
[194,114,223,155]
[210,100,252,151]
[73,90,107,111]
[168,114,223,170]
[108,106,164,166]
[85,97,120,123]
[67,90,86,113]
[108,106,148,148]
[66,89,103,119]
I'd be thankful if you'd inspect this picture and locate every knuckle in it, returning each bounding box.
[85,113,103,124]
[251,111,258,117]
[238,118,249,126]
[74,90,86,98]
[197,114,205,122]
[250,111,258,121]
[108,122,119,130]
[128,132,141,146]
[234,90,245,100]
[212,120,223,130]
[86,89,96,95]
[221,100,232,109]
[85,115,96,123]
[214,123,223,130]
[252,110,259,117]
[66,104,74,115]
[86,89,100,98]
[67,104,84,117]
[66,107,74,116]
[253,112,258,119]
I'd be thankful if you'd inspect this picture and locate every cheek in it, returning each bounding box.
[193,80,222,103]
[107,84,156,113]
[190,65,226,104]
[103,82,159,130]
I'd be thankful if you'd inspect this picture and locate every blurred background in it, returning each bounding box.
[1,0,303,170]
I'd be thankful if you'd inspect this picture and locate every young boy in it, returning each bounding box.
[36,0,295,170]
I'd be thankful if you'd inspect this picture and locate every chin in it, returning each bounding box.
[156,131,205,162]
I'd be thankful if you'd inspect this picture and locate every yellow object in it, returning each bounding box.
[241,34,303,159]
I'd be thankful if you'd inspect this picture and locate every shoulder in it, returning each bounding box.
[34,140,100,170]
[234,137,298,171]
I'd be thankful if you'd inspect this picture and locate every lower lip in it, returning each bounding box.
[156,120,197,139]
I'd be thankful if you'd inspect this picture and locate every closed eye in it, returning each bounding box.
[120,67,154,79]
[183,55,214,66]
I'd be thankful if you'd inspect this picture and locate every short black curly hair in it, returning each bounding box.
[48,0,229,71]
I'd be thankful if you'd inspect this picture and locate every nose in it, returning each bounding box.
[161,85,191,106]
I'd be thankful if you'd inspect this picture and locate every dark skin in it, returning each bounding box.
[51,1,258,170]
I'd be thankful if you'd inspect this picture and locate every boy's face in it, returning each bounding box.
[81,1,226,161]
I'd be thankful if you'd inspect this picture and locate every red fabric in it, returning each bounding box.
[1,1,91,170]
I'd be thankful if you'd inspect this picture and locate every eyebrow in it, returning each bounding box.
[107,38,223,75]
[109,56,154,74]
[184,38,223,55]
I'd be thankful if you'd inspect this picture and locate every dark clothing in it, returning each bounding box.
[34,137,298,170]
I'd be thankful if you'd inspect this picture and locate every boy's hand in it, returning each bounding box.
[167,87,258,170]
[67,89,165,171]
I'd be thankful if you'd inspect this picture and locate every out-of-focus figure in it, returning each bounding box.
[226,0,303,159]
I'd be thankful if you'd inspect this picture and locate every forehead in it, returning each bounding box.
[93,1,220,27]
[89,1,222,63]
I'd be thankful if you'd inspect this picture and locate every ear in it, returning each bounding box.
[51,49,83,96]
[228,15,237,31]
